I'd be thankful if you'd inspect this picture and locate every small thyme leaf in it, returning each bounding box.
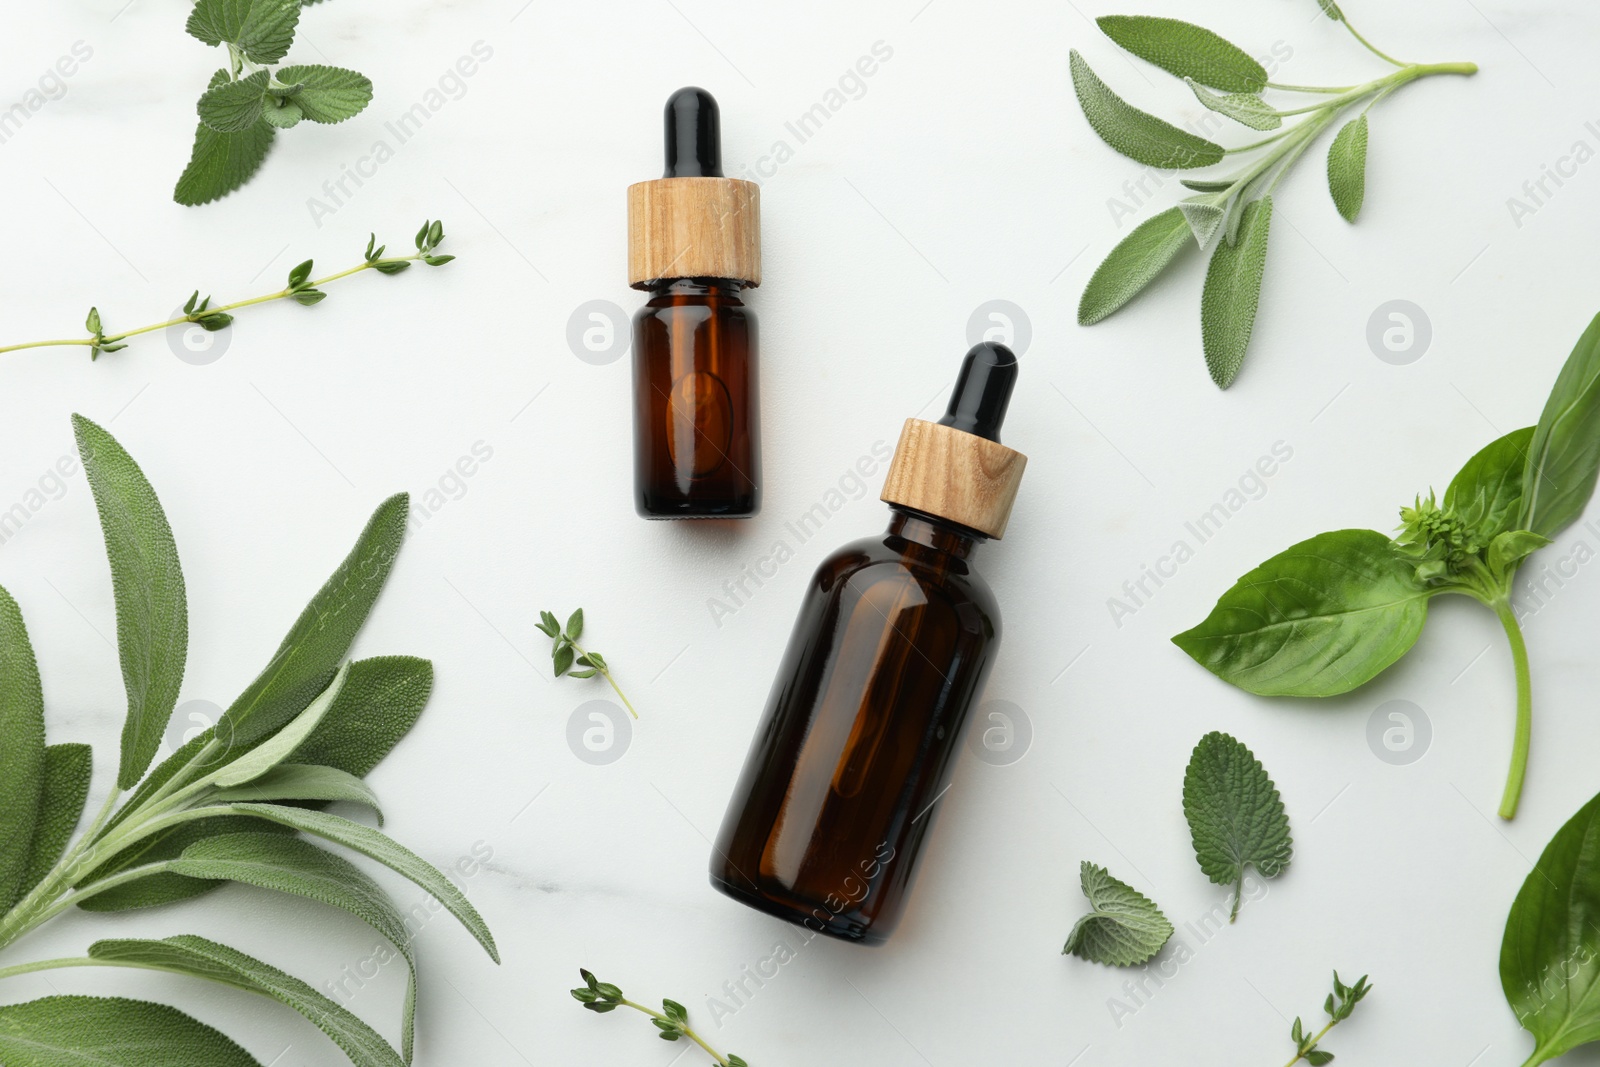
[1182,731,1292,922]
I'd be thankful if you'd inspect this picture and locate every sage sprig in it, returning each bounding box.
[571,969,751,1067]
[1175,312,1600,819]
[0,221,452,361]
[1073,3,1477,387]
[0,415,498,1066]
[538,609,638,718]
[1284,972,1372,1067]
[177,0,373,204]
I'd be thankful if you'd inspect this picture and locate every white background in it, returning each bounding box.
[2,1,1599,1064]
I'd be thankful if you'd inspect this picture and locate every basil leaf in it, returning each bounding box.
[1070,50,1225,169]
[0,585,46,910]
[1445,426,1536,541]
[1078,207,1195,325]
[0,995,262,1066]
[1096,15,1268,93]
[1326,115,1369,222]
[1200,195,1273,388]
[1521,311,1600,538]
[74,414,189,790]
[1501,789,1600,1065]
[1173,529,1433,696]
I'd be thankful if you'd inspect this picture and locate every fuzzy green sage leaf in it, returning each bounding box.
[1070,50,1225,169]
[1096,15,1267,92]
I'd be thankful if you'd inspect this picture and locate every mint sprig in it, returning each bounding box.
[176,0,372,205]
[0,221,452,361]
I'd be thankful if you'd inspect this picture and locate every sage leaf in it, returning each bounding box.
[1501,789,1600,1066]
[1317,0,1344,20]
[0,995,262,1066]
[219,802,500,963]
[208,662,350,788]
[15,743,93,903]
[1096,15,1268,93]
[1070,50,1225,169]
[1078,206,1195,325]
[1200,195,1273,388]
[1180,178,1235,192]
[73,414,189,790]
[211,764,382,820]
[217,494,408,751]
[0,585,46,910]
[1446,426,1535,542]
[1173,529,1433,696]
[1187,79,1281,130]
[1179,196,1228,247]
[170,833,417,1061]
[197,70,269,133]
[1326,114,1368,221]
[290,656,433,777]
[75,814,297,913]
[89,935,404,1067]
[1062,861,1173,966]
[1520,311,1600,538]
[1183,731,1292,921]
[275,65,373,124]
[186,0,302,65]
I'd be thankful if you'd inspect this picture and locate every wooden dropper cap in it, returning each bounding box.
[880,343,1028,539]
[627,87,761,289]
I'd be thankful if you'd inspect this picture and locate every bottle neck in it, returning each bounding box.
[646,277,745,301]
[886,507,984,560]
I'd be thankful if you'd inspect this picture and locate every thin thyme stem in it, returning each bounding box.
[1493,598,1533,820]
[0,255,424,356]
[618,998,732,1066]
[570,637,638,718]
[1282,1019,1338,1067]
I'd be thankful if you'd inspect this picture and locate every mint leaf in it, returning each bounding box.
[89,936,403,1067]
[1326,115,1369,221]
[262,97,304,128]
[274,64,373,124]
[1078,206,1195,325]
[174,120,275,206]
[186,0,302,64]
[1062,861,1173,966]
[198,70,269,133]
[1501,789,1600,1065]
[1070,50,1224,169]
[1097,15,1268,93]
[0,996,262,1066]
[73,414,189,790]
[1200,195,1273,388]
[169,833,418,1061]
[0,584,46,911]
[1183,731,1293,921]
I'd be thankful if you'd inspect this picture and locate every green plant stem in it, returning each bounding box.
[570,637,638,719]
[1339,15,1408,67]
[1266,81,1356,94]
[617,998,733,1066]
[0,255,426,357]
[1283,1019,1337,1067]
[1493,598,1534,820]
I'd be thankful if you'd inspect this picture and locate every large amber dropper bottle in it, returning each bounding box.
[711,342,1028,944]
[627,87,761,518]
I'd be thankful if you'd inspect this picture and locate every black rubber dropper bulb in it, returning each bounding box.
[663,87,723,178]
[938,342,1019,443]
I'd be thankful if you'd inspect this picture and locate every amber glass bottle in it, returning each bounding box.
[711,343,1028,944]
[627,88,761,518]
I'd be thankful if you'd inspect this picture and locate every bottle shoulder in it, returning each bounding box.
[813,531,1000,618]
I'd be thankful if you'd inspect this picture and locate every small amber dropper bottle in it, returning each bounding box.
[627,87,762,518]
[711,342,1028,945]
